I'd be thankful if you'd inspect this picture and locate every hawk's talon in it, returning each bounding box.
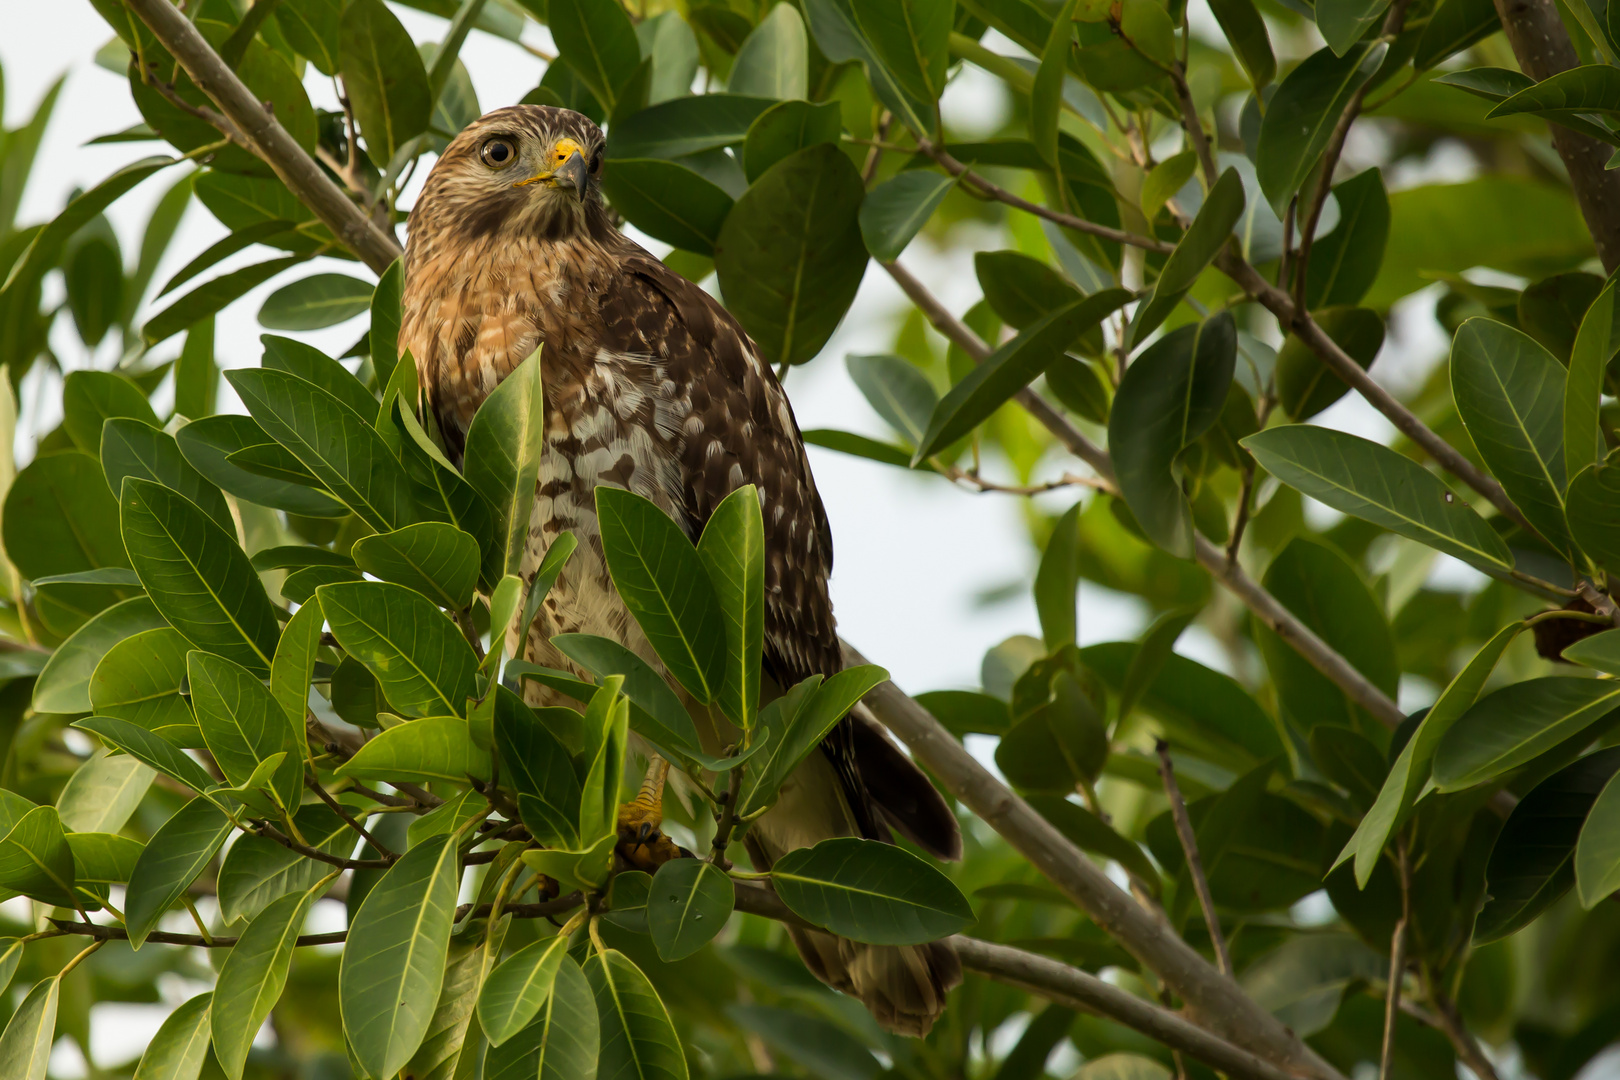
[616,755,680,871]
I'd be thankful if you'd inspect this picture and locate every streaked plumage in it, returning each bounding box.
[401,105,960,1035]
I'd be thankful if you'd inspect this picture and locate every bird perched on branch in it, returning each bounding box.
[400,104,962,1035]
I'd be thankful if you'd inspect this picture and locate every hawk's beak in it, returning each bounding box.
[554,150,589,200]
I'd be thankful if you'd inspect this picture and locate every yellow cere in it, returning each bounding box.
[552,138,583,163]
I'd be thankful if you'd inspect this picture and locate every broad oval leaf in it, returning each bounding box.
[57,751,154,835]
[1275,307,1384,421]
[340,834,460,1079]
[339,0,431,164]
[730,3,809,98]
[1256,43,1386,213]
[175,415,349,518]
[1566,452,1620,574]
[586,949,690,1080]
[317,580,478,717]
[648,858,735,961]
[188,651,302,813]
[483,952,598,1080]
[1488,64,1620,121]
[771,836,974,945]
[353,522,480,610]
[33,596,164,714]
[335,715,493,784]
[0,805,76,906]
[859,170,955,262]
[1130,169,1245,344]
[100,417,233,535]
[62,369,158,456]
[1242,425,1514,572]
[258,273,373,330]
[89,627,196,744]
[548,0,642,111]
[1434,678,1620,791]
[608,95,777,160]
[463,348,544,586]
[743,99,843,183]
[601,159,734,255]
[551,633,702,756]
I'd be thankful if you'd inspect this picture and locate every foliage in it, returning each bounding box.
[4,0,1620,1078]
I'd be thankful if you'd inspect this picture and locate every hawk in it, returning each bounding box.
[400,105,962,1035]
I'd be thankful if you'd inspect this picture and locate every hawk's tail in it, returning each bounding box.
[746,708,963,1037]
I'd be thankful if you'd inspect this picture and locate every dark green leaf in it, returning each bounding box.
[1568,451,1620,574]
[995,671,1109,790]
[1414,0,1500,69]
[217,804,354,923]
[1131,169,1245,344]
[696,486,765,731]
[1567,276,1620,483]
[212,884,320,1080]
[852,0,952,135]
[549,0,642,111]
[463,348,544,585]
[101,418,233,534]
[1317,0,1390,56]
[479,934,570,1047]
[975,250,1084,329]
[859,171,955,262]
[1435,678,1620,791]
[1489,64,1620,123]
[743,99,843,183]
[62,370,158,457]
[188,652,302,813]
[731,3,809,97]
[801,428,914,468]
[317,580,478,717]
[340,0,431,164]
[482,952,597,1080]
[771,837,974,944]
[727,1004,881,1080]
[648,858,735,960]
[143,256,308,347]
[1208,0,1275,87]
[260,334,378,419]
[1257,44,1386,213]
[914,690,1010,736]
[586,949,690,1080]
[5,452,129,611]
[1576,765,1620,906]
[601,159,734,255]
[353,522,480,609]
[175,415,349,517]
[258,273,374,331]
[1034,502,1083,650]
[1026,794,1160,888]
[74,716,220,797]
[125,796,234,947]
[739,666,887,817]
[846,354,938,447]
[1275,307,1384,421]
[1304,169,1390,309]
[157,221,300,300]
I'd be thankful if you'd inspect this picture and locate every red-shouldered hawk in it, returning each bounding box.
[401,105,961,1035]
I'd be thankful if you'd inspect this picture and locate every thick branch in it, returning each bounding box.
[124,0,403,275]
[1493,0,1620,271]
[845,656,1346,1080]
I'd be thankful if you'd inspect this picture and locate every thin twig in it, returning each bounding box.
[1156,740,1232,977]
[1380,840,1412,1080]
[861,113,892,186]
[1170,68,1217,186]
[305,773,394,856]
[1577,580,1620,626]
[255,820,394,869]
[1427,977,1501,1080]
[709,762,744,870]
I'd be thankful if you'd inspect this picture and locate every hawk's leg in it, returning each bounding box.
[617,754,684,870]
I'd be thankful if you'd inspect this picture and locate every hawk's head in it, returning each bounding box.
[411,104,609,244]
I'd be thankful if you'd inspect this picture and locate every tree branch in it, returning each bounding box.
[1492,0,1620,272]
[1156,740,1232,976]
[124,0,404,275]
[844,656,1347,1080]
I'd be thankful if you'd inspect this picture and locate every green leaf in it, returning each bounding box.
[318,580,478,717]
[226,367,413,532]
[714,144,868,366]
[261,335,379,420]
[1241,425,1514,572]
[1488,64,1620,123]
[270,599,323,751]
[1207,0,1274,87]
[4,452,129,630]
[157,222,298,300]
[340,0,431,164]
[1257,43,1386,213]
[1275,307,1384,421]
[90,627,194,743]
[120,477,280,676]
[1131,169,1245,344]
[175,415,349,518]
[577,678,631,845]
[188,651,302,813]
[771,836,974,944]
[595,487,727,704]
[494,687,583,848]
[67,831,143,888]
[1241,933,1387,1038]
[917,289,1131,461]
[520,833,619,895]
[1140,152,1198,223]
[464,348,544,586]
[100,418,233,535]
[33,596,164,714]
[1034,502,1083,650]
[743,100,843,183]
[1450,318,1571,555]
[1109,313,1237,557]
[696,486,765,731]
[62,370,159,457]
[57,751,154,834]
[648,856,735,961]
[736,666,885,815]
[1025,794,1159,888]
[914,689,1010,736]
[731,3,809,98]
[125,796,235,947]
[1434,678,1620,791]
[217,804,354,923]
[852,0,952,135]
[259,273,374,331]
[608,95,777,160]
[1475,747,1620,942]
[995,671,1109,790]
[1304,168,1389,309]
[726,1004,881,1080]
[278,0,341,74]
[637,11,700,105]
[600,160,734,255]
[371,258,405,389]
[803,0,919,135]
[479,935,570,1047]
[549,0,642,110]
[586,949,690,1080]
[801,428,913,469]
[1317,0,1390,55]
[1565,628,1620,674]
[0,976,58,1080]
[1338,622,1520,886]
[1414,0,1500,70]
[353,523,480,610]
[1032,0,1077,165]
[212,883,321,1080]
[143,256,309,347]
[859,171,956,262]
[1577,766,1620,906]
[0,806,76,906]
[1566,276,1620,482]
[336,715,493,784]
[482,953,598,1080]
[131,991,211,1080]
[74,716,221,797]
[402,924,486,1080]
[975,250,1084,329]
[340,833,461,1078]
[847,354,938,448]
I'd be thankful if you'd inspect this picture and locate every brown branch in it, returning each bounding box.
[254,820,394,870]
[1169,68,1218,187]
[1427,979,1502,1080]
[123,0,403,275]
[1156,740,1232,977]
[845,658,1346,1080]
[305,773,394,857]
[1380,841,1412,1080]
[1492,0,1620,271]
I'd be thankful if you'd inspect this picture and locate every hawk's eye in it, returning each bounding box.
[590,149,603,174]
[480,137,517,169]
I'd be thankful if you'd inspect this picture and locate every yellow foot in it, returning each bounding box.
[616,755,684,871]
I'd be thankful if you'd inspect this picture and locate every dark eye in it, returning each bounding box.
[480,137,517,169]
[590,149,603,174]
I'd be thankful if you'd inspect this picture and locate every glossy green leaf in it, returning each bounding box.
[0,976,58,1080]
[1257,43,1386,213]
[463,347,543,586]
[340,0,431,164]
[126,796,235,947]
[131,991,212,1080]
[852,0,951,135]
[483,952,598,1080]
[1304,168,1389,309]
[492,686,582,847]
[601,159,734,255]
[33,596,164,714]
[259,273,373,331]
[577,677,630,846]
[1577,765,1620,906]
[608,95,775,160]
[1317,0,1390,55]
[714,144,868,366]
[336,715,492,784]
[1109,313,1236,558]
[730,3,809,98]
[803,0,917,135]
[595,487,726,704]
[260,335,377,419]
[587,949,690,1080]
[996,671,1109,790]
[100,418,232,534]
[354,523,480,610]
[1451,317,1571,555]
[1026,794,1159,888]
[318,580,478,717]
[1242,425,1514,571]
[743,99,843,183]
[340,834,461,1077]
[1489,64,1620,123]
[4,452,129,630]
[847,354,938,448]
[1208,0,1275,87]
[74,716,221,797]
[1476,747,1620,942]
[143,256,308,347]
[89,627,195,743]
[917,289,1130,461]
[0,806,76,906]
[120,477,280,675]
[175,415,349,517]
[1140,152,1198,224]
[771,837,974,944]
[859,171,955,262]
[57,751,154,834]
[1435,677,1620,791]
[62,370,158,456]
[1414,0,1500,69]
[188,651,302,813]
[1275,307,1384,421]
[212,884,320,1079]
[1567,276,1620,482]
[479,935,570,1047]
[975,250,1084,329]
[217,805,353,923]
[696,486,765,730]
[648,855,735,961]
[739,666,887,815]
[1131,169,1245,344]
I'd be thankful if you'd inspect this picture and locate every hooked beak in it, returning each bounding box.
[514,150,590,200]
